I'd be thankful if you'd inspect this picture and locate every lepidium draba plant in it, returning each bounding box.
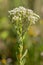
[8,6,40,65]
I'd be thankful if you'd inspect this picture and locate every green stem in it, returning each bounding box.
[17,33,23,65]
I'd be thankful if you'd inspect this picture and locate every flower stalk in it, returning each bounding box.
[8,6,40,65]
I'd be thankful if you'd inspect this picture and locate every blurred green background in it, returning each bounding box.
[0,0,43,65]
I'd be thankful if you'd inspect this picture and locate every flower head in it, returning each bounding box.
[8,6,40,33]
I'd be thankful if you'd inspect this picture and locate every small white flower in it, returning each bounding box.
[28,16,36,24]
[19,6,26,11]
[27,9,33,15]
[33,13,40,19]
[13,16,19,21]
[40,52,43,56]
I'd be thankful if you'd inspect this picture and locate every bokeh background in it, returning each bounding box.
[0,0,43,65]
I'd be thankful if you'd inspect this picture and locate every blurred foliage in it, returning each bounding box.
[0,0,43,65]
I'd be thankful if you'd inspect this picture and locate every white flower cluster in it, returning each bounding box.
[8,6,40,33]
[8,6,40,24]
